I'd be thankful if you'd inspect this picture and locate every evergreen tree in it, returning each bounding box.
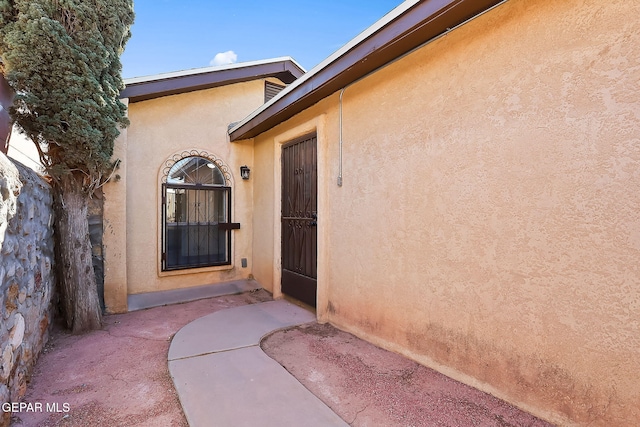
[0,0,134,333]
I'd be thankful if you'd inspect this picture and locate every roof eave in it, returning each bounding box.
[121,58,305,103]
[229,0,504,142]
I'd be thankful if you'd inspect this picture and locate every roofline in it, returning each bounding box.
[229,0,505,142]
[121,57,306,103]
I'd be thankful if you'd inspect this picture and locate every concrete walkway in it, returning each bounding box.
[168,300,349,427]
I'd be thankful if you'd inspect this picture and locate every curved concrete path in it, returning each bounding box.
[168,300,349,427]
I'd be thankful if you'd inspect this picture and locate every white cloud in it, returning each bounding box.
[210,51,238,66]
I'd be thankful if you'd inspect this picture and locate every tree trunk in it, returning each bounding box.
[53,174,102,333]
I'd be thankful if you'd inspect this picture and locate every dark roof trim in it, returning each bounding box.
[229,0,504,142]
[121,57,305,103]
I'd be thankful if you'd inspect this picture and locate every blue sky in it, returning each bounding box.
[121,0,401,78]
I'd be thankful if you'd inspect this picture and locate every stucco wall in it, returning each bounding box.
[251,0,640,425]
[102,113,128,313]
[103,79,271,309]
[0,153,55,426]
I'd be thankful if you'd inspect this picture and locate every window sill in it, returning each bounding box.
[159,264,234,277]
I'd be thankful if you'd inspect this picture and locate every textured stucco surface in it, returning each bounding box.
[103,79,272,307]
[102,111,128,313]
[251,0,640,425]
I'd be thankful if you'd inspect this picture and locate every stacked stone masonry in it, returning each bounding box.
[0,153,55,426]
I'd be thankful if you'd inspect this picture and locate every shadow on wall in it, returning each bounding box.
[88,188,105,310]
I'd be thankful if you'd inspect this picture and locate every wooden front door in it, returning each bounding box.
[281,134,317,307]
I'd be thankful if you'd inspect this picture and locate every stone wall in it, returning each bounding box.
[0,153,55,426]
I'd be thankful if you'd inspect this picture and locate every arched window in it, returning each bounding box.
[161,155,238,271]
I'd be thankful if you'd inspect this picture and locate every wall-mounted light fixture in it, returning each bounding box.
[240,165,251,180]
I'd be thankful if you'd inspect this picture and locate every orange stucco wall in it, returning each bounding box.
[103,79,278,310]
[251,0,640,425]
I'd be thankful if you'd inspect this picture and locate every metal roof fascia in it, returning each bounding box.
[121,58,306,103]
[124,57,304,84]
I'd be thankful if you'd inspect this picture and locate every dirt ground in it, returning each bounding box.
[11,291,554,426]
[262,323,554,427]
[11,290,272,427]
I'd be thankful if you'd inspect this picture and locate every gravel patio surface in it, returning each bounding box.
[13,290,554,426]
[12,290,271,427]
[262,322,554,427]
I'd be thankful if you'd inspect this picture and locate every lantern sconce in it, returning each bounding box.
[240,165,251,180]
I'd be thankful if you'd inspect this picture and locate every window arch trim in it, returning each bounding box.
[160,150,238,272]
[161,150,232,186]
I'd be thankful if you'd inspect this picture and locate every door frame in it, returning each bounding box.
[280,133,318,307]
[271,117,328,319]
